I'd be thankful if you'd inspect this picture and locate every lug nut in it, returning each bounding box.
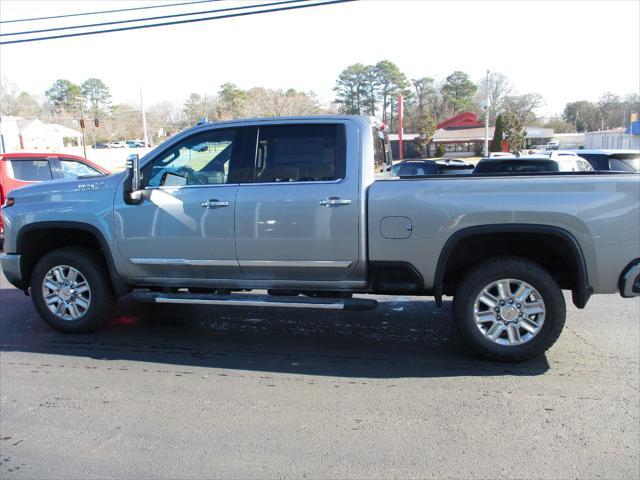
[509,299,513,304]
[516,304,521,308]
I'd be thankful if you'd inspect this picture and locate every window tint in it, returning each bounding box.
[398,163,438,176]
[146,129,237,187]
[255,124,345,183]
[60,159,101,178]
[609,154,640,172]
[7,159,53,181]
[474,160,559,174]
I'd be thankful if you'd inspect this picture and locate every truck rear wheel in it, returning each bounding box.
[452,256,566,362]
[30,247,115,333]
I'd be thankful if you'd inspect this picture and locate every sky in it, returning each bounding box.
[0,0,639,118]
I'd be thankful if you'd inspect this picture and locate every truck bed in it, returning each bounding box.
[368,173,640,294]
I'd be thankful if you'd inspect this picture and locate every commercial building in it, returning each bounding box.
[585,121,640,150]
[389,112,555,159]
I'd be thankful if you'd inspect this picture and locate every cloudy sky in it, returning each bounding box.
[1,0,638,116]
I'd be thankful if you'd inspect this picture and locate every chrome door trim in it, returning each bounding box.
[129,259,351,268]
[239,260,353,268]
[130,258,239,267]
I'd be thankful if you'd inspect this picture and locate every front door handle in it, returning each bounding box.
[201,199,230,208]
[319,197,352,207]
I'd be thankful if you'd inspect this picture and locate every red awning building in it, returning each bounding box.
[389,112,554,158]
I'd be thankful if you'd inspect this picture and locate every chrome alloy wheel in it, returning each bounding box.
[473,278,545,346]
[42,265,92,321]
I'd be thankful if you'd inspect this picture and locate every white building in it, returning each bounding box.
[585,128,639,150]
[552,132,585,149]
[0,116,83,152]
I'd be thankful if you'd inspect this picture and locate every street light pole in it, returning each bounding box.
[140,87,150,148]
[484,69,490,157]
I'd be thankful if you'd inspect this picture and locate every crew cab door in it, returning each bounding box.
[113,127,247,281]
[235,122,361,281]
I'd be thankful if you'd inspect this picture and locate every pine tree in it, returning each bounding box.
[490,114,505,152]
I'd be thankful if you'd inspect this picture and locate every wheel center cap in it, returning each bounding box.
[59,287,72,301]
[500,305,519,321]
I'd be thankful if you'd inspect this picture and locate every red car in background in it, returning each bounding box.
[0,153,109,247]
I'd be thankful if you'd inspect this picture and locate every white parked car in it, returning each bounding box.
[488,152,514,158]
[108,141,127,148]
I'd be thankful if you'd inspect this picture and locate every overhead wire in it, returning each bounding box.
[0,0,220,24]
[0,0,310,37]
[0,0,355,45]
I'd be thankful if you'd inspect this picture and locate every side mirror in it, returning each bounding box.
[160,171,187,187]
[123,153,142,205]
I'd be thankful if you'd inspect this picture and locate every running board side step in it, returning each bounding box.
[132,291,378,311]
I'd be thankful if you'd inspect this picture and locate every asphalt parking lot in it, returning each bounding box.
[1,268,638,479]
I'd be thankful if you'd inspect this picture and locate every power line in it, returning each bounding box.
[1,0,309,37]
[0,0,354,45]
[0,0,219,24]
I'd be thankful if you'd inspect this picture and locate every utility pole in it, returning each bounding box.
[484,69,490,157]
[140,87,149,148]
[398,95,403,160]
[79,100,87,159]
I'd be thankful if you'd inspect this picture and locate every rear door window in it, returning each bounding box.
[59,159,102,178]
[254,124,346,183]
[7,158,53,181]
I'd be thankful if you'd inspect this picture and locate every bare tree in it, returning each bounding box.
[245,88,320,117]
[476,72,513,123]
[503,93,544,125]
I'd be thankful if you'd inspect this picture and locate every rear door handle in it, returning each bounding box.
[201,199,230,208]
[319,198,352,207]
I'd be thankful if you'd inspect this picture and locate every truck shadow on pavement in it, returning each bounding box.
[0,288,550,378]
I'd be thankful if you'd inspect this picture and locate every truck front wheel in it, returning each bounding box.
[30,248,115,333]
[452,256,566,362]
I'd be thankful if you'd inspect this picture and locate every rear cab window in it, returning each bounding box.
[254,124,346,183]
[6,158,53,181]
[372,126,392,173]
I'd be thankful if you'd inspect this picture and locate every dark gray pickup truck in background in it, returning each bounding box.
[1,116,639,361]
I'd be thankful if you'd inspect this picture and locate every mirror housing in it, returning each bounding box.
[123,153,143,205]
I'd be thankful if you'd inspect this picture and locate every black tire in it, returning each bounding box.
[452,256,566,362]
[30,247,115,333]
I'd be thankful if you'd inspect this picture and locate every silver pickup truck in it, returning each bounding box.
[1,116,639,361]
